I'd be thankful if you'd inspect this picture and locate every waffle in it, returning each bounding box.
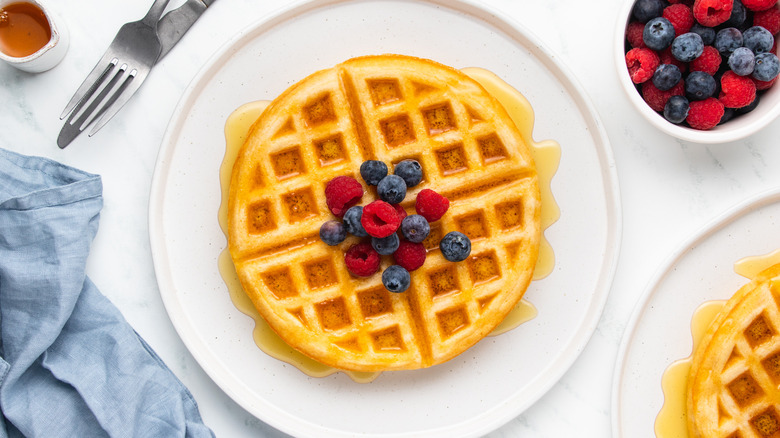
[227,54,541,371]
[688,263,780,437]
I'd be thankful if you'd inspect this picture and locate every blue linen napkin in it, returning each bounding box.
[0,148,214,438]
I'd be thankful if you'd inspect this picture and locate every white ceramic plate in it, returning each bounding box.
[612,187,780,437]
[149,1,621,437]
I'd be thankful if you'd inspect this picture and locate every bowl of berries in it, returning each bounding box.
[617,0,780,143]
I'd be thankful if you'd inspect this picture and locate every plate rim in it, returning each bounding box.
[610,185,780,437]
[149,0,622,436]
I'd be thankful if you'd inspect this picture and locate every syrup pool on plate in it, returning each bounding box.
[654,249,780,437]
[217,68,560,381]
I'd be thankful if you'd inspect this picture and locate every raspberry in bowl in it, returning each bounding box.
[616,0,780,143]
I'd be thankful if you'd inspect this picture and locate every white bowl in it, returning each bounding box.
[614,0,780,143]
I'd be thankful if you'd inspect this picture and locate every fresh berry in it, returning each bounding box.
[626,48,661,83]
[415,189,450,222]
[653,64,684,89]
[393,241,427,272]
[382,265,411,293]
[714,27,744,56]
[627,21,648,48]
[687,97,726,129]
[690,45,722,74]
[753,75,778,89]
[753,7,780,34]
[644,17,677,50]
[344,242,381,277]
[659,47,689,72]
[319,220,347,246]
[736,93,761,113]
[723,0,748,28]
[693,0,734,27]
[343,205,368,237]
[719,70,757,107]
[361,200,402,238]
[392,204,408,221]
[394,159,423,188]
[742,0,778,11]
[743,26,775,54]
[690,23,717,45]
[325,176,363,217]
[360,160,388,186]
[633,0,666,21]
[439,231,472,262]
[686,71,718,99]
[672,32,705,61]
[664,4,695,35]
[752,52,780,80]
[719,107,737,123]
[642,79,686,111]
[664,95,691,123]
[728,47,756,75]
[371,233,400,255]
[376,174,407,204]
[400,214,430,243]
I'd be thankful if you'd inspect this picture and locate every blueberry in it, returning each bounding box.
[685,71,717,100]
[643,17,676,51]
[382,265,411,293]
[690,23,716,46]
[439,231,471,262]
[729,47,755,76]
[719,107,736,125]
[372,233,400,255]
[652,64,682,91]
[632,0,665,22]
[714,28,743,56]
[671,33,704,62]
[753,53,780,81]
[360,160,388,186]
[376,174,407,204]
[400,214,430,243]
[723,0,747,29]
[736,94,760,114]
[319,220,346,246]
[663,95,690,124]
[394,159,423,188]
[343,206,368,237]
[743,26,774,54]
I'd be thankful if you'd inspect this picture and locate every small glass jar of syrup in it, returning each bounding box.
[0,0,67,73]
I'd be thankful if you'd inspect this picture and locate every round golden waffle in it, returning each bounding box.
[227,54,541,371]
[688,263,780,437]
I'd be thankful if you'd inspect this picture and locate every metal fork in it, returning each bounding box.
[57,0,171,149]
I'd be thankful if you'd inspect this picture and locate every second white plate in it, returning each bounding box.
[150,0,621,437]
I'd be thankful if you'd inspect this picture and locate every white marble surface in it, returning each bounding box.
[2,0,780,437]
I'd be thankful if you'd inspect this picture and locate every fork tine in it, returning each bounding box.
[87,68,150,137]
[60,53,120,120]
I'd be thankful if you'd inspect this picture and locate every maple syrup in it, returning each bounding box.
[217,69,560,382]
[0,2,51,58]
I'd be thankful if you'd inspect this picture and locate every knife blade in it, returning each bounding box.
[158,0,215,60]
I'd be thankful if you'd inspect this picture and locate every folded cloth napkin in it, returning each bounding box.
[0,148,214,438]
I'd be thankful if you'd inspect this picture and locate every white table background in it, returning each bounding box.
[2,0,779,436]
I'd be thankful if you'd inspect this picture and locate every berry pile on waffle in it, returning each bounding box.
[227,54,541,371]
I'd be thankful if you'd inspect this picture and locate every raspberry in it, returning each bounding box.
[663,4,695,35]
[415,189,450,222]
[690,45,722,74]
[686,97,725,129]
[692,0,733,27]
[344,242,380,277]
[719,70,757,107]
[626,48,661,83]
[361,200,402,238]
[642,79,685,111]
[393,241,427,271]
[325,176,363,217]
[753,7,780,34]
[753,75,778,89]
[742,0,778,11]
[392,204,407,221]
[626,21,647,48]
